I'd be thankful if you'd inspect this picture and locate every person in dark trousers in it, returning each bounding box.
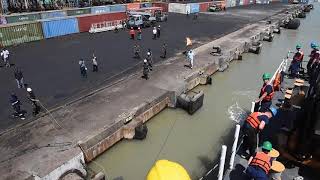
[152,27,157,40]
[157,25,161,38]
[307,42,319,77]
[122,20,127,30]
[137,27,142,40]
[160,43,167,59]
[142,59,150,80]
[289,44,304,78]
[1,48,10,67]
[246,141,273,180]
[242,107,277,158]
[79,59,87,78]
[146,49,153,71]
[129,27,135,40]
[254,73,274,112]
[193,12,198,20]
[14,67,25,88]
[26,87,41,116]
[10,93,25,119]
[133,44,141,59]
[92,54,98,72]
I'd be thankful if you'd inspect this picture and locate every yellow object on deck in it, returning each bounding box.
[147,160,191,180]
[186,37,192,46]
[269,148,280,158]
[271,160,285,172]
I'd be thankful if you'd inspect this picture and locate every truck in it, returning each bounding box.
[154,9,168,22]
[127,11,157,29]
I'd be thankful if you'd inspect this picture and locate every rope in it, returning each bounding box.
[37,100,62,129]
[152,117,178,165]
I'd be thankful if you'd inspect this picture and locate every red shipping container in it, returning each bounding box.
[199,2,213,12]
[127,3,141,10]
[77,12,128,32]
[152,2,169,12]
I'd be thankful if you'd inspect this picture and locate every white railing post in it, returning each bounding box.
[250,101,255,113]
[229,124,241,170]
[218,145,227,180]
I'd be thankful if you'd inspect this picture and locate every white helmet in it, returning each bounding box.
[144,59,147,63]
[147,52,151,55]
[158,25,160,27]
[27,88,32,92]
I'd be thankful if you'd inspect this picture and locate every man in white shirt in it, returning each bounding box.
[152,27,157,40]
[1,48,10,67]
[187,50,194,69]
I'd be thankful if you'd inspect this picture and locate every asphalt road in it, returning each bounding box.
[0,3,289,133]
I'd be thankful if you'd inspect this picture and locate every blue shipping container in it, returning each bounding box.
[91,6,111,14]
[41,10,67,19]
[140,3,152,8]
[109,4,126,12]
[189,3,200,13]
[41,17,79,38]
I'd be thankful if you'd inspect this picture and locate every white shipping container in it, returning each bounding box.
[169,3,191,14]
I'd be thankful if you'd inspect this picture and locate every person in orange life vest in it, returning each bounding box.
[242,107,277,158]
[307,42,320,77]
[246,141,273,180]
[289,44,304,78]
[254,73,274,113]
[129,27,135,40]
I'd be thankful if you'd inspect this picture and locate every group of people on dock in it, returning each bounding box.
[241,41,320,179]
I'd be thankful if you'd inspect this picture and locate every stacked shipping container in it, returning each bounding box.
[41,17,79,38]
[152,2,169,12]
[77,12,127,32]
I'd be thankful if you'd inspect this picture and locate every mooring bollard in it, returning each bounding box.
[229,124,241,170]
[218,145,227,180]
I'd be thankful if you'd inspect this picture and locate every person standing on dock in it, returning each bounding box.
[160,43,167,59]
[79,59,87,78]
[246,141,273,180]
[1,48,10,68]
[146,49,153,71]
[133,44,141,59]
[152,27,157,40]
[10,93,25,119]
[92,54,98,72]
[254,73,274,112]
[129,27,135,40]
[157,25,161,38]
[137,27,142,40]
[14,67,25,89]
[142,59,150,80]
[242,107,277,158]
[187,49,194,69]
[289,44,304,78]
[26,87,41,116]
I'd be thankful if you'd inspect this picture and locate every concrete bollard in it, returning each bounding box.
[218,145,227,180]
[229,124,241,170]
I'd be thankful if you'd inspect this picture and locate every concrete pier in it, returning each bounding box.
[0,5,301,180]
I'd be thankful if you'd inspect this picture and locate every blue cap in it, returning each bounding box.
[311,42,318,48]
[269,106,277,117]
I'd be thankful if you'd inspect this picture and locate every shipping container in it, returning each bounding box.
[281,0,288,2]
[91,6,111,14]
[5,12,41,24]
[41,17,79,38]
[239,0,244,5]
[168,3,188,14]
[77,12,127,32]
[109,4,127,12]
[127,3,141,10]
[41,10,67,19]
[189,3,200,13]
[152,2,169,12]
[67,8,91,16]
[140,2,152,8]
[0,22,43,47]
[199,2,212,12]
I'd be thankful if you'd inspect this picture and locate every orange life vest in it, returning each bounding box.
[293,50,304,62]
[129,29,135,35]
[250,152,272,174]
[273,73,281,91]
[246,112,261,129]
[260,84,274,102]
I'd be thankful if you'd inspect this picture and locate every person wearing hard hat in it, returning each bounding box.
[26,87,41,116]
[129,27,135,40]
[289,44,304,78]
[157,25,161,38]
[152,27,157,40]
[137,27,142,40]
[242,107,277,158]
[246,141,273,180]
[146,49,153,71]
[307,42,319,78]
[142,59,150,80]
[254,73,274,112]
[147,160,191,180]
[187,49,194,69]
